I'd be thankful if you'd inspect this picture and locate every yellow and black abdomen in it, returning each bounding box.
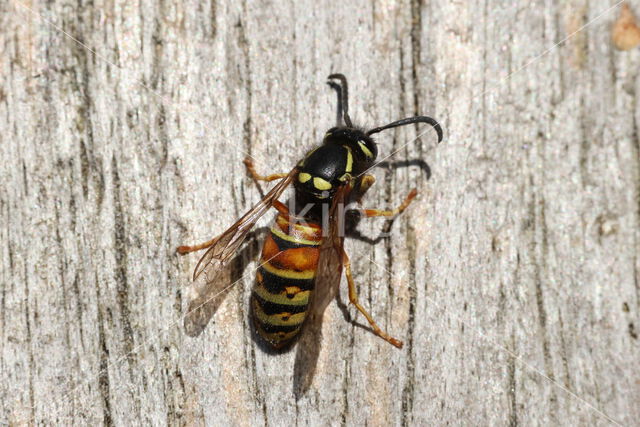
[251,213,322,349]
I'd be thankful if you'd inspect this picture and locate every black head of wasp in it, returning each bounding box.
[178,73,443,351]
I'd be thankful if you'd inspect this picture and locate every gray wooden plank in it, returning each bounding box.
[0,0,638,425]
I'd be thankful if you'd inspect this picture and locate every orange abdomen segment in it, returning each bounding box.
[251,213,322,349]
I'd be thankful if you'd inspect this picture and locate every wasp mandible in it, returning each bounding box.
[178,74,443,350]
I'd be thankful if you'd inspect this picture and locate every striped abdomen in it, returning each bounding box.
[251,212,322,349]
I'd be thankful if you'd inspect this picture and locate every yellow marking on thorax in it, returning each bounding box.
[306,147,319,158]
[262,259,317,279]
[313,177,332,190]
[299,147,320,167]
[298,172,312,183]
[339,172,351,182]
[345,146,353,172]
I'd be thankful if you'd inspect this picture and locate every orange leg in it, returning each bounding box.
[243,157,289,216]
[243,157,288,182]
[361,189,417,218]
[340,247,403,349]
[177,236,219,255]
[178,176,290,256]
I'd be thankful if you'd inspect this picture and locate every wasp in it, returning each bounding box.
[178,74,442,351]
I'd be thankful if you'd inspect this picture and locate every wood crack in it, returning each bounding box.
[97,299,113,426]
[111,156,135,374]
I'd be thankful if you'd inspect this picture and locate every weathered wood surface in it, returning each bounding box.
[1,0,639,425]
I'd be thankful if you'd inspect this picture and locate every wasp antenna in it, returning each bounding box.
[327,73,353,128]
[327,81,344,127]
[366,116,443,143]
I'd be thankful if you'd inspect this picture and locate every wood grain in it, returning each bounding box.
[1,0,638,424]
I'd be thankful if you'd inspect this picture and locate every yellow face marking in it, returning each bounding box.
[298,172,312,183]
[313,177,332,191]
[358,141,374,158]
[345,146,353,173]
[262,260,317,279]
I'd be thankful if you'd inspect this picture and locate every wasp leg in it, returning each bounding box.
[349,174,417,217]
[352,174,376,203]
[339,246,403,348]
[361,189,417,218]
[177,227,268,255]
[243,157,289,182]
[177,237,219,254]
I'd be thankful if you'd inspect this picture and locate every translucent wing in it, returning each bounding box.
[293,184,350,397]
[183,167,298,337]
[309,186,349,316]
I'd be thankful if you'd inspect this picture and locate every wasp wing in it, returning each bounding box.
[308,192,347,317]
[293,184,350,397]
[184,167,298,337]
